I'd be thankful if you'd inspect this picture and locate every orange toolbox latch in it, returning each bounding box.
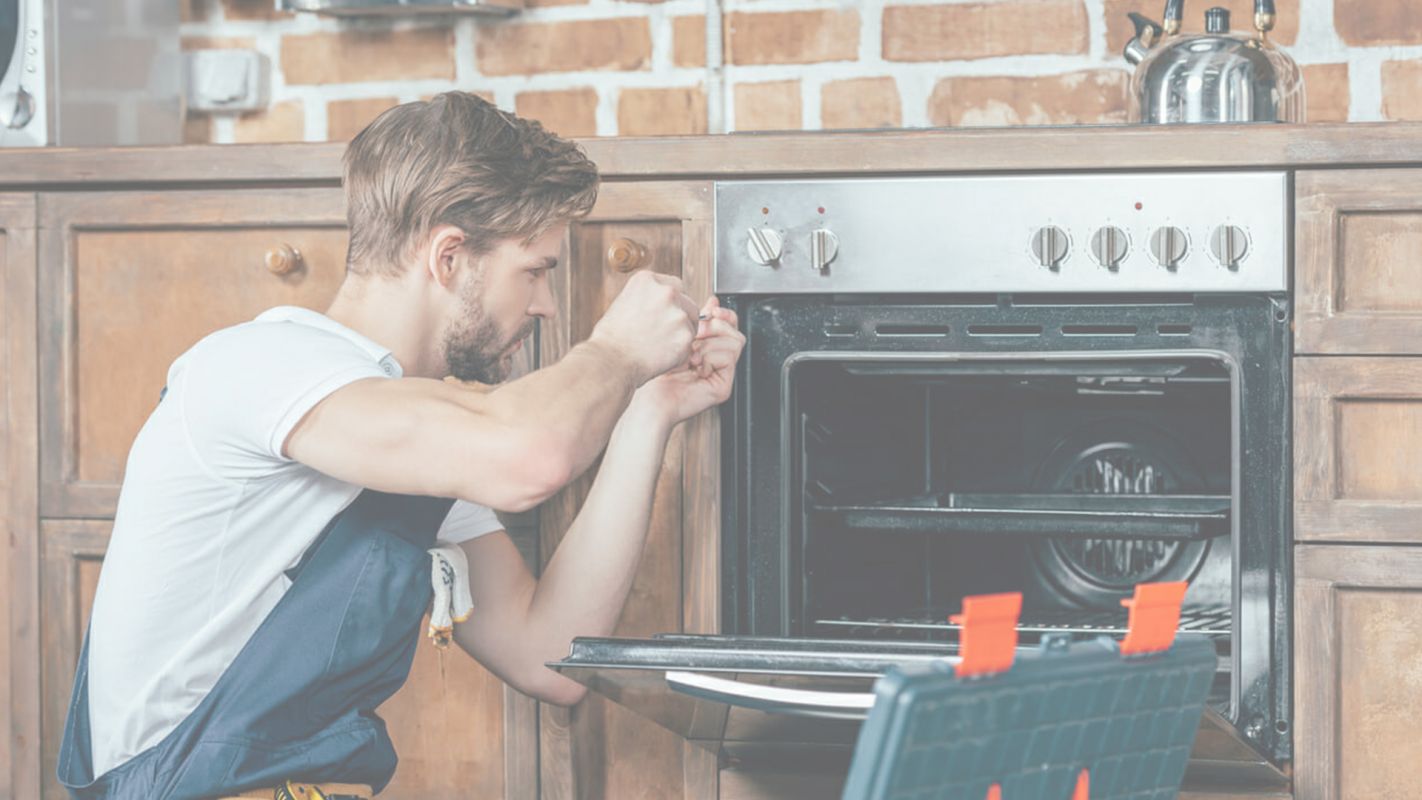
[1118,581,1188,656]
[950,592,1022,678]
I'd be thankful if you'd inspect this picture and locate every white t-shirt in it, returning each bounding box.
[86,306,504,777]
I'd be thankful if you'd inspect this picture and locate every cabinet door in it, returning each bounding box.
[1295,357,1422,543]
[1,194,39,800]
[1296,169,1422,354]
[33,190,534,800]
[37,190,351,518]
[537,181,719,800]
[1295,545,1422,799]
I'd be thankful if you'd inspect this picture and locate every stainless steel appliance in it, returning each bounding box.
[552,173,1291,789]
[1123,0,1304,123]
[0,0,182,147]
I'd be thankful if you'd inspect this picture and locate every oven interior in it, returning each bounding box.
[788,355,1234,701]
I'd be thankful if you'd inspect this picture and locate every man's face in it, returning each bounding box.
[442,224,564,384]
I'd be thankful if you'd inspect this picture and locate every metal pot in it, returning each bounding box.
[1123,0,1304,124]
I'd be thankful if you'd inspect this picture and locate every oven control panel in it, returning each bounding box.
[714,173,1288,294]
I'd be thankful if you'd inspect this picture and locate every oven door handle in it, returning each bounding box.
[665,670,876,721]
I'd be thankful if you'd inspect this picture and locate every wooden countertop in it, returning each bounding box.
[2,122,1421,187]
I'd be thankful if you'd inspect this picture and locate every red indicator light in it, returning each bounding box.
[1135,202,1144,210]
[818,206,826,214]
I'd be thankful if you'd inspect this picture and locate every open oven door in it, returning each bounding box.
[549,634,1290,791]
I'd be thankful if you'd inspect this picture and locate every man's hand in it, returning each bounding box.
[589,271,701,386]
[632,296,745,426]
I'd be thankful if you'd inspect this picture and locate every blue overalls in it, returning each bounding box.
[57,489,455,799]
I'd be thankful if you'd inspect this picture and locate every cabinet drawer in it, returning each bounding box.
[1295,357,1422,543]
[38,190,349,517]
[1296,169,1422,354]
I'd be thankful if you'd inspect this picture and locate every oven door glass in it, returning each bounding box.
[1,0,18,87]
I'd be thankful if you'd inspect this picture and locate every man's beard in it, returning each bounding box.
[444,291,534,384]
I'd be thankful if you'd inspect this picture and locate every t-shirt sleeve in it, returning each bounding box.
[174,321,390,481]
[437,500,506,545]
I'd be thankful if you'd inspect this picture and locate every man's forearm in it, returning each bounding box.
[523,396,674,668]
[482,337,642,480]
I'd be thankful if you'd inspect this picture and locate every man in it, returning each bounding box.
[56,91,745,800]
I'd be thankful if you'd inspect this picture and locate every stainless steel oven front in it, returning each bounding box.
[552,172,1291,789]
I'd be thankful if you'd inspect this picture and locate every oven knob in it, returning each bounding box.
[810,228,839,273]
[746,227,784,266]
[1211,225,1249,271]
[1090,226,1129,271]
[0,88,37,130]
[1150,226,1189,270]
[1030,226,1069,271]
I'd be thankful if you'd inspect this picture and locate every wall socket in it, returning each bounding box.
[184,49,271,114]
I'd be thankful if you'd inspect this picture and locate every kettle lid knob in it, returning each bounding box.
[1205,6,1230,33]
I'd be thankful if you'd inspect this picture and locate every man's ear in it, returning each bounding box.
[425,225,467,290]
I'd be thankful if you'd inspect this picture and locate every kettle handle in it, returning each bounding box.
[1162,0,1275,34]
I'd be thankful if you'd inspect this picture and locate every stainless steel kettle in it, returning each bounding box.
[1123,0,1304,123]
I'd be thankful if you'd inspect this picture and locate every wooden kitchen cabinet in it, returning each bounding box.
[24,188,538,800]
[36,189,351,518]
[537,180,721,800]
[1295,169,1422,355]
[1294,357,1422,544]
[1294,545,1422,799]
[1,193,40,800]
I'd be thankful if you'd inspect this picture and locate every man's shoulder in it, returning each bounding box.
[179,312,378,374]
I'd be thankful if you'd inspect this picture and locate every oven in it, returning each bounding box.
[551,172,1291,789]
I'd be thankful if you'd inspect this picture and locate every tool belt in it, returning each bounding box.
[221,781,373,800]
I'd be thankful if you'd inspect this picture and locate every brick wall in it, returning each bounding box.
[179,0,1422,143]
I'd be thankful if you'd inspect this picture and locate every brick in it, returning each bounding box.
[618,87,707,136]
[181,36,256,51]
[673,16,707,68]
[1382,60,1422,121]
[515,88,599,137]
[726,10,859,66]
[234,100,306,143]
[422,91,495,104]
[283,28,455,85]
[327,97,400,142]
[1104,0,1298,53]
[1336,0,1422,46]
[822,77,902,130]
[222,0,293,20]
[734,81,801,132]
[1303,63,1350,123]
[928,70,1129,127]
[183,114,213,145]
[884,1,1087,62]
[477,18,651,76]
[180,0,212,22]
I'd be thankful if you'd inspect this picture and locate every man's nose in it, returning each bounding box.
[529,280,557,319]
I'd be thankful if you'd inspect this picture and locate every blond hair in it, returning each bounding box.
[342,91,599,276]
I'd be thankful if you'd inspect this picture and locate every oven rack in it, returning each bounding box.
[814,606,1232,641]
[809,492,1230,541]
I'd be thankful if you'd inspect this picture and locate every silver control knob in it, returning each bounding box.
[746,227,784,266]
[1030,226,1069,271]
[1150,226,1188,270]
[0,88,36,130]
[1090,226,1129,271]
[1210,225,1249,271]
[809,228,839,273]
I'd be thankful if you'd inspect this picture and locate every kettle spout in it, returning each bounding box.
[1124,12,1163,65]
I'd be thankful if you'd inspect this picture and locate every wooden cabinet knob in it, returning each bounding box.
[265,243,304,276]
[606,238,650,272]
